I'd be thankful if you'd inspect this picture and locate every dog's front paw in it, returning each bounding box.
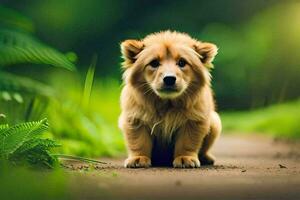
[199,153,215,166]
[124,156,151,168]
[173,156,200,168]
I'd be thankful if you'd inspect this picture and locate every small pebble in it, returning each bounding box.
[279,164,287,169]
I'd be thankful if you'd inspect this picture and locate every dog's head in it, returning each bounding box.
[121,31,217,99]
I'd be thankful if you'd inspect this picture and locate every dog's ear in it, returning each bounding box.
[121,39,144,65]
[193,42,218,68]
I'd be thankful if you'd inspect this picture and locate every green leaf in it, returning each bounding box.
[0,29,76,70]
[0,6,34,33]
[10,146,58,168]
[0,71,55,97]
[13,138,60,154]
[0,124,9,135]
[82,55,97,110]
[0,119,49,157]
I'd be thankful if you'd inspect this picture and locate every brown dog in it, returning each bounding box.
[119,31,221,168]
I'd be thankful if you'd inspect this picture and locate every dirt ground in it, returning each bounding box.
[65,134,300,200]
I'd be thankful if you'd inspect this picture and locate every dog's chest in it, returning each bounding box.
[150,108,187,138]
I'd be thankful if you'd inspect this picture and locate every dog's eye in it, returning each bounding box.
[149,59,160,68]
[177,58,187,68]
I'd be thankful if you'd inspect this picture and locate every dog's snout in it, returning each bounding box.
[163,76,176,86]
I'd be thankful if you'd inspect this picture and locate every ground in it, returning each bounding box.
[64,134,300,200]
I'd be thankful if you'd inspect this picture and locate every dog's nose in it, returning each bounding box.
[163,76,176,86]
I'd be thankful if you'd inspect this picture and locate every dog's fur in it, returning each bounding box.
[119,31,221,168]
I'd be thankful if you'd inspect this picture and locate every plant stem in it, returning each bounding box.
[53,154,107,164]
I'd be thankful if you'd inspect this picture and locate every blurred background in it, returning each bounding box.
[1,0,300,158]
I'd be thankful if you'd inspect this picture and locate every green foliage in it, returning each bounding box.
[0,119,60,168]
[0,5,76,70]
[0,71,55,96]
[0,3,149,160]
[200,2,300,109]
[82,55,97,110]
[221,99,300,139]
[47,72,124,157]
[0,164,68,200]
[0,124,9,134]
[3,1,299,110]
[0,5,35,32]
[0,94,50,125]
[0,5,76,126]
[0,5,76,104]
[0,29,76,70]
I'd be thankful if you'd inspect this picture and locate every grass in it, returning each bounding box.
[47,71,125,158]
[1,68,125,159]
[221,99,300,139]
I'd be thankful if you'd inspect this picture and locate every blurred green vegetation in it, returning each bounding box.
[2,0,300,109]
[0,163,69,200]
[0,0,300,162]
[0,4,124,159]
[202,3,300,109]
[221,99,300,139]
[47,72,124,157]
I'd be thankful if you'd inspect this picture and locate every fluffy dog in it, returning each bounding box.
[119,31,221,168]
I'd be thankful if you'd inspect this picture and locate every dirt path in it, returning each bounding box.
[66,134,300,200]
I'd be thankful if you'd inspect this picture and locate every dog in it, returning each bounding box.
[119,31,221,168]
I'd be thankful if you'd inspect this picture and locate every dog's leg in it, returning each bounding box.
[123,124,152,168]
[173,121,209,168]
[199,111,221,165]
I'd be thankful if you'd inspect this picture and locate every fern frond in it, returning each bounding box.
[0,124,9,135]
[13,138,60,154]
[0,118,48,157]
[0,29,76,70]
[0,71,55,97]
[10,146,58,168]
